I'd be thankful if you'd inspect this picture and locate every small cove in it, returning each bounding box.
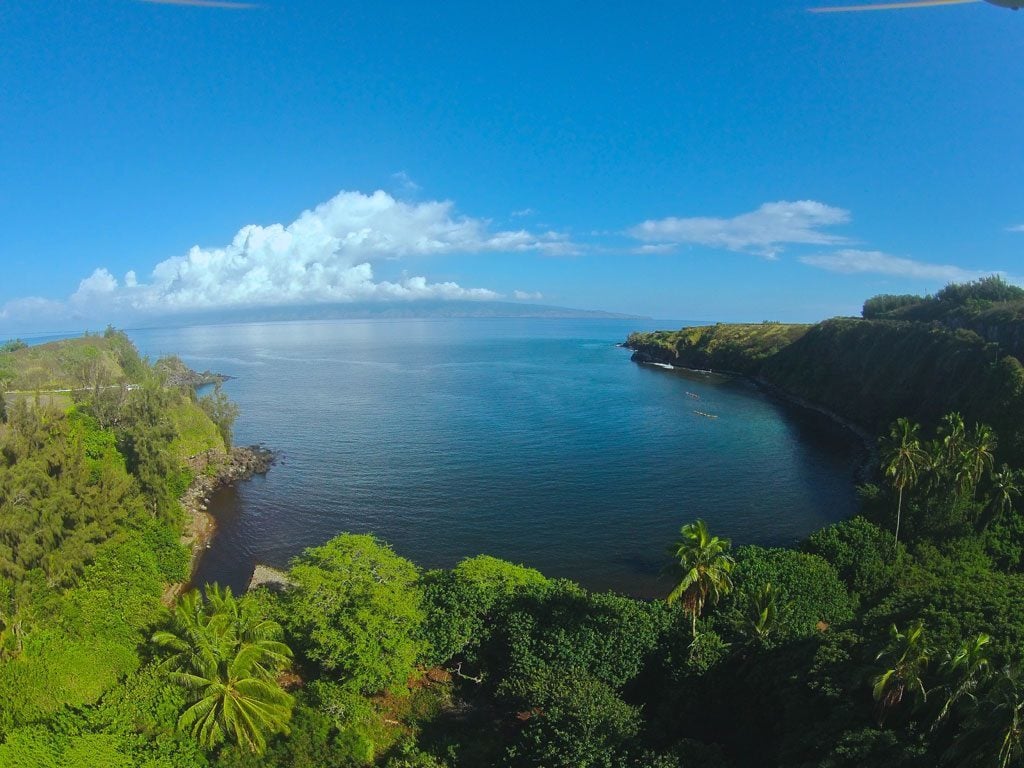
[131,318,865,598]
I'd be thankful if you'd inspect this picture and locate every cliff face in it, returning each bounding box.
[626,323,811,376]
[627,318,1024,462]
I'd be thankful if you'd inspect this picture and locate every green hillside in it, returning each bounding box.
[627,278,1024,461]
[0,332,147,392]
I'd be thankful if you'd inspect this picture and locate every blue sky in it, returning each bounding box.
[1,0,1021,331]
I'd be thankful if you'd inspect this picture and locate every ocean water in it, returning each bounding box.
[130,318,863,598]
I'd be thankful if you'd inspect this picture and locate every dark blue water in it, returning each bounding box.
[130,318,862,598]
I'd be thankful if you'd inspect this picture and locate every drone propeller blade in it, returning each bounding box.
[137,0,260,9]
[810,0,978,11]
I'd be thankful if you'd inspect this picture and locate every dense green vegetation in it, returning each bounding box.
[628,277,1024,462]
[5,291,1024,766]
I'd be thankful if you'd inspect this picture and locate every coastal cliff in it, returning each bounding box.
[627,315,1024,461]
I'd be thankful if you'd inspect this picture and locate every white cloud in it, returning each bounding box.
[511,208,535,218]
[628,200,850,258]
[799,249,982,282]
[0,189,574,329]
[391,171,421,193]
[1008,224,1024,233]
[513,290,544,301]
[631,243,678,255]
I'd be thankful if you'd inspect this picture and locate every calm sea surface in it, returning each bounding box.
[129,318,863,598]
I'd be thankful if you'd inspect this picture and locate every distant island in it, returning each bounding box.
[137,300,649,328]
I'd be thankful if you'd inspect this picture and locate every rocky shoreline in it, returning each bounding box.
[162,445,275,603]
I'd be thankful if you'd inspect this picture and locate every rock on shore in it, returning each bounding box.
[162,445,275,603]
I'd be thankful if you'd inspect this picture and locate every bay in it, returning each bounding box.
[130,318,863,598]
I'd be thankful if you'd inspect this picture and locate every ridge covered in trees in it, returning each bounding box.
[627,277,1024,461]
[2,302,1024,766]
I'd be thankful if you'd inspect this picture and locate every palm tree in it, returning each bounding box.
[982,464,1021,530]
[939,412,966,471]
[948,665,1024,768]
[958,423,998,499]
[667,519,735,638]
[932,633,992,732]
[742,581,784,647]
[873,621,931,726]
[880,418,929,549]
[152,585,294,754]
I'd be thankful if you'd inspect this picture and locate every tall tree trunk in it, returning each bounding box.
[894,486,903,550]
[691,609,697,639]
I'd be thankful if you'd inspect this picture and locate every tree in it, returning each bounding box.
[199,383,240,451]
[667,520,735,637]
[741,581,784,647]
[152,586,294,754]
[983,464,1021,530]
[286,534,427,694]
[880,418,928,549]
[727,546,853,641]
[873,621,931,726]
[932,633,991,732]
[958,423,997,499]
[937,413,966,475]
[949,665,1024,768]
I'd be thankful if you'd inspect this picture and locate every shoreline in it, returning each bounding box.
[630,354,878,480]
[162,445,275,603]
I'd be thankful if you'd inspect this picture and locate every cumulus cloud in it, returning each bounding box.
[799,249,982,282]
[513,290,544,301]
[628,200,850,258]
[0,189,573,329]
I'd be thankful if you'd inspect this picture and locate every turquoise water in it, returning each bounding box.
[130,318,863,598]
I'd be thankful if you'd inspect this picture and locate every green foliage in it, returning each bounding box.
[287,534,427,694]
[199,384,239,451]
[864,276,1024,323]
[0,535,165,730]
[684,625,730,674]
[306,681,379,765]
[0,724,63,767]
[873,621,932,725]
[805,517,901,601]
[0,405,144,585]
[2,332,134,392]
[727,546,854,640]
[504,669,641,768]
[168,396,226,462]
[152,586,294,754]
[862,294,924,319]
[632,305,1024,464]
[491,580,664,697]
[421,555,549,666]
[627,322,811,376]
[0,339,28,353]
[666,519,735,637]
[116,382,186,522]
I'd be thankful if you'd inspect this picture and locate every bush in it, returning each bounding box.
[805,517,901,601]
[420,555,548,666]
[727,547,854,640]
[504,670,641,768]
[286,534,427,694]
[488,580,664,696]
